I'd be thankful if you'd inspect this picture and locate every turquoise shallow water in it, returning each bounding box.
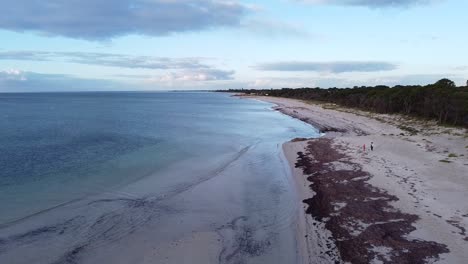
[0,92,319,264]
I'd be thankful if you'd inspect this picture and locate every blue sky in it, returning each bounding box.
[0,0,467,92]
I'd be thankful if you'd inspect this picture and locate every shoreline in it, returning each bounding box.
[248,95,468,263]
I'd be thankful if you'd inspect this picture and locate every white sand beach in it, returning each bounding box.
[251,96,468,263]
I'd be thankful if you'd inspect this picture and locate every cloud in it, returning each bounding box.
[0,51,211,70]
[0,69,27,81]
[0,51,237,91]
[148,69,235,82]
[241,19,311,38]
[0,70,129,92]
[256,61,397,73]
[0,68,237,92]
[0,0,249,40]
[298,0,435,8]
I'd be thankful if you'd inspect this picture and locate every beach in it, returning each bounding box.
[249,95,468,263]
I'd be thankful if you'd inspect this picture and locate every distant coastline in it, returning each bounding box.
[223,78,468,128]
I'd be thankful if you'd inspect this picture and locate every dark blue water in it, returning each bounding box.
[0,92,318,264]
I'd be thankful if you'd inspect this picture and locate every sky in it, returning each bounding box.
[0,0,467,92]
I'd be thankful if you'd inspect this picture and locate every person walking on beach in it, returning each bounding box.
[363,144,366,151]
[370,142,374,151]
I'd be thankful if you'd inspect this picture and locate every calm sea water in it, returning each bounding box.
[0,92,318,264]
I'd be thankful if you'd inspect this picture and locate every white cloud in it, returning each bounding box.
[0,70,129,92]
[148,69,235,83]
[0,69,27,81]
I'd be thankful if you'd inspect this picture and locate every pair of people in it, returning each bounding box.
[363,142,374,151]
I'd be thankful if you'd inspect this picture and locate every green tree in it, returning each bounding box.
[434,78,456,88]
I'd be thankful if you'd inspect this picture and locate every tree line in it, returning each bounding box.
[220,79,468,127]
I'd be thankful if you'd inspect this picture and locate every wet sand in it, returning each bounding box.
[251,96,468,263]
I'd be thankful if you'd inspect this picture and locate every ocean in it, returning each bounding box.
[0,92,319,263]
